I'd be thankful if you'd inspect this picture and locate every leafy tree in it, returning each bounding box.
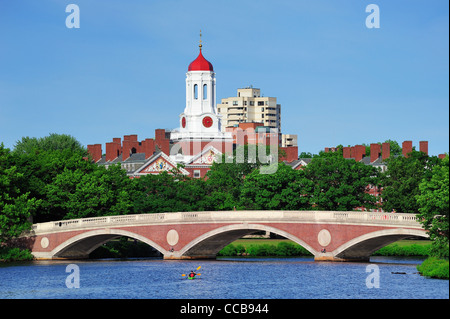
[131,172,209,213]
[13,147,95,222]
[204,144,280,209]
[45,164,133,220]
[240,163,313,210]
[305,150,379,211]
[380,150,439,213]
[384,139,402,156]
[298,152,313,159]
[416,155,449,257]
[0,144,38,244]
[13,133,87,156]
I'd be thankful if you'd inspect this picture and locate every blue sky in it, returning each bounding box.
[0,0,448,156]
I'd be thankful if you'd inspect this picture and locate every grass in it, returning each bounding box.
[218,238,435,257]
[417,257,449,279]
[0,247,34,262]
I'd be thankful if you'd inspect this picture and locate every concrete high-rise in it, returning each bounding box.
[217,87,281,134]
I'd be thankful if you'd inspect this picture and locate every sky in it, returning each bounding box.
[0,0,448,156]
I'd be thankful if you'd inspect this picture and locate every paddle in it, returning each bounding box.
[182,266,201,278]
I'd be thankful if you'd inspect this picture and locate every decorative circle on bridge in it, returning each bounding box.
[317,229,331,247]
[40,237,49,249]
[166,229,179,246]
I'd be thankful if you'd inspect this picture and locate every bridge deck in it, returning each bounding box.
[31,210,422,235]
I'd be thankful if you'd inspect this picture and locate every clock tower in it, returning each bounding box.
[171,33,232,160]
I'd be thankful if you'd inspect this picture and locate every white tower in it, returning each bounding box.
[171,33,232,151]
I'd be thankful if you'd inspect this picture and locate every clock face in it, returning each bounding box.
[181,117,186,128]
[202,116,213,128]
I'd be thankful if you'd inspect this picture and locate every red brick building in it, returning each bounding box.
[87,42,298,178]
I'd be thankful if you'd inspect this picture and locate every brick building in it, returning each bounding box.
[87,41,299,178]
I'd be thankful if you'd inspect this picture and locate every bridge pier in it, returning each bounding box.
[163,254,217,260]
[314,255,370,262]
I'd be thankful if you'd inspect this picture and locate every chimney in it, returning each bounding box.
[438,154,446,159]
[370,143,381,163]
[402,141,413,158]
[382,142,390,161]
[325,147,330,153]
[87,144,102,163]
[343,147,351,159]
[354,145,365,162]
[122,135,140,161]
[419,141,428,155]
[106,140,121,162]
[155,129,170,155]
[142,138,155,159]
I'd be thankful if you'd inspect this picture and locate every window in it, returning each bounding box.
[233,100,239,106]
[258,101,264,106]
[194,84,198,99]
[194,170,201,178]
[261,107,264,112]
[250,101,254,106]
[203,84,207,100]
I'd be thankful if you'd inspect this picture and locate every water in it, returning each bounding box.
[0,257,448,299]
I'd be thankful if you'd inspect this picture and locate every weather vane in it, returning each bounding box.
[199,29,202,50]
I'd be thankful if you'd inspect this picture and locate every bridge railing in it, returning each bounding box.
[31,210,422,234]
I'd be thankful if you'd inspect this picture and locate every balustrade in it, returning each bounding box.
[31,210,421,234]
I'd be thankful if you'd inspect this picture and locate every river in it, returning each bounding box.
[0,256,448,299]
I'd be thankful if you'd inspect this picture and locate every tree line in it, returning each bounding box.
[1,134,448,258]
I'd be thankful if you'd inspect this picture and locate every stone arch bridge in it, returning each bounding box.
[25,210,426,262]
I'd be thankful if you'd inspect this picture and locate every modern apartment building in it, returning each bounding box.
[281,134,298,147]
[217,87,281,133]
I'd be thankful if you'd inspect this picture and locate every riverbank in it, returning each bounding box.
[417,257,449,279]
[217,238,436,258]
[0,247,34,262]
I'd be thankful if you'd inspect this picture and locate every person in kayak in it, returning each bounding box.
[188,270,196,279]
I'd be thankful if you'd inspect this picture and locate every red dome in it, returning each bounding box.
[188,50,214,72]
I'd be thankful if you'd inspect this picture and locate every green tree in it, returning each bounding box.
[240,163,313,210]
[416,155,449,257]
[13,147,95,222]
[384,139,402,156]
[0,144,37,244]
[11,133,96,222]
[45,164,133,220]
[13,133,87,156]
[298,152,313,159]
[380,150,439,213]
[131,172,209,213]
[305,150,379,211]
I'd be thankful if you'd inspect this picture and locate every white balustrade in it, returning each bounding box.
[31,210,422,234]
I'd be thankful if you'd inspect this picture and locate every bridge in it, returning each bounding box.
[25,210,427,262]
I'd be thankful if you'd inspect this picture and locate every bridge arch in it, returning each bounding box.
[51,229,168,259]
[176,224,317,259]
[332,228,428,261]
